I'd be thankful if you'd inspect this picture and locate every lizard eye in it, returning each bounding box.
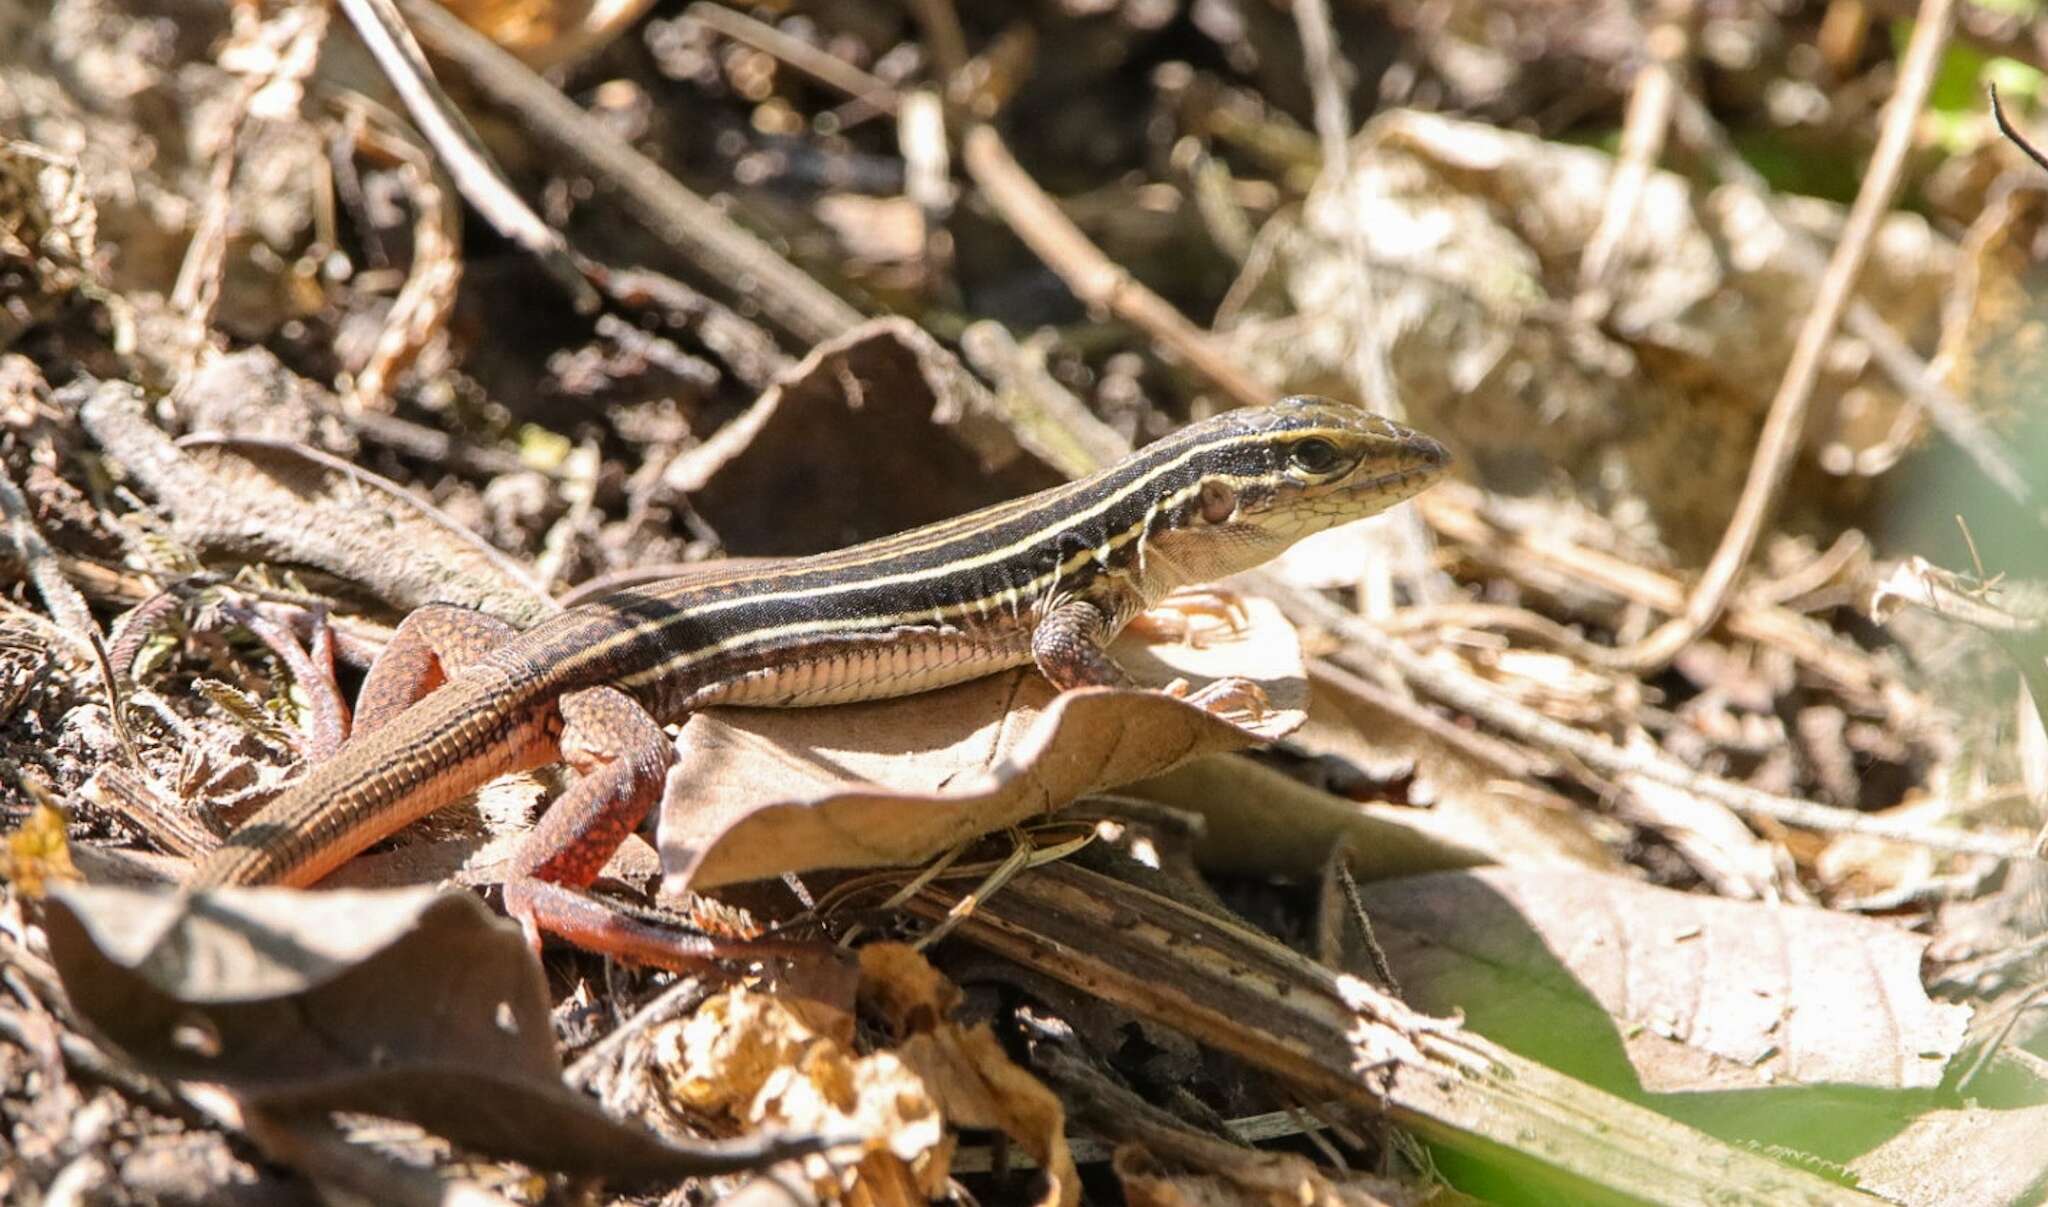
[1288,438,1341,474]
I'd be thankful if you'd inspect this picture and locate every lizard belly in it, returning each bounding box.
[685,626,1034,709]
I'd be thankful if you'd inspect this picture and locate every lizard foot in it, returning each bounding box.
[1160,675,1270,723]
[1127,588,1253,649]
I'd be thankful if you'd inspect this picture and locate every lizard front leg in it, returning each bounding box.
[1033,597,1268,721]
[1122,587,1253,649]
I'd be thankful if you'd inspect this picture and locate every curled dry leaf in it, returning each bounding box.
[665,945,1080,1204]
[861,944,1077,1207]
[661,595,1307,891]
[43,884,821,1179]
[892,1026,1077,1207]
[656,986,951,1200]
[1356,868,1971,1098]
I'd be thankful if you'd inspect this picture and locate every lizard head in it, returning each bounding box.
[1139,396,1451,585]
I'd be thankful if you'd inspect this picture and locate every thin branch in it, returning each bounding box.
[334,0,594,309]
[1671,88,2032,507]
[1991,83,2048,175]
[1266,573,2033,862]
[956,321,1133,476]
[903,0,971,87]
[0,461,95,643]
[1292,0,1353,173]
[563,975,709,1090]
[1418,483,1892,697]
[684,3,901,117]
[396,0,864,346]
[1616,0,1957,670]
[1581,0,1691,290]
[962,124,1271,409]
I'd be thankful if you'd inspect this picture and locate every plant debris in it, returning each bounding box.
[4,0,2047,1202]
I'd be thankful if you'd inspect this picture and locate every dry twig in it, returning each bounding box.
[396,0,864,345]
[685,3,901,118]
[1618,0,1958,670]
[1580,0,1692,291]
[332,0,592,308]
[1670,90,2031,506]
[1272,573,2031,862]
[1291,0,1353,173]
[962,124,1270,409]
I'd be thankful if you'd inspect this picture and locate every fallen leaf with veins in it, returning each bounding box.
[661,595,1307,891]
[1356,867,1971,1096]
[43,883,824,1179]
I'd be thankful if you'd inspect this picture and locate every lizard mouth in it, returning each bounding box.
[1352,445,1450,502]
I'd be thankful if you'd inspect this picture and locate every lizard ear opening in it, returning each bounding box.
[1198,479,1237,524]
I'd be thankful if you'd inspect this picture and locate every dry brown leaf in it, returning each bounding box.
[655,986,951,1201]
[1846,1103,2048,1206]
[861,944,1077,1207]
[1357,868,1971,1096]
[43,884,820,1179]
[856,941,959,1033]
[661,596,1308,891]
[1284,672,1619,873]
[1126,755,1492,882]
[896,1027,1074,1207]
[663,317,1065,557]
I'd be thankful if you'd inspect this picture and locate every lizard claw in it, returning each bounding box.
[503,880,549,961]
[1127,588,1253,649]
[1161,675,1269,723]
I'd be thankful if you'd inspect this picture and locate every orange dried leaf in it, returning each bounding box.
[2,802,78,896]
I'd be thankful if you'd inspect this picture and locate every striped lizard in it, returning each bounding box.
[189,396,1449,964]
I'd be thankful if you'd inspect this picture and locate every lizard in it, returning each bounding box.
[188,395,1449,965]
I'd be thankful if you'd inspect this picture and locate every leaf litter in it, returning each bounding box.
[3,0,2047,1202]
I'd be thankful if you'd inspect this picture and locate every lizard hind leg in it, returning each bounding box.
[502,686,714,968]
[502,688,830,970]
[352,604,520,739]
[508,685,670,890]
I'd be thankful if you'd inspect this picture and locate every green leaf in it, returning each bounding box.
[1894,22,2045,154]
